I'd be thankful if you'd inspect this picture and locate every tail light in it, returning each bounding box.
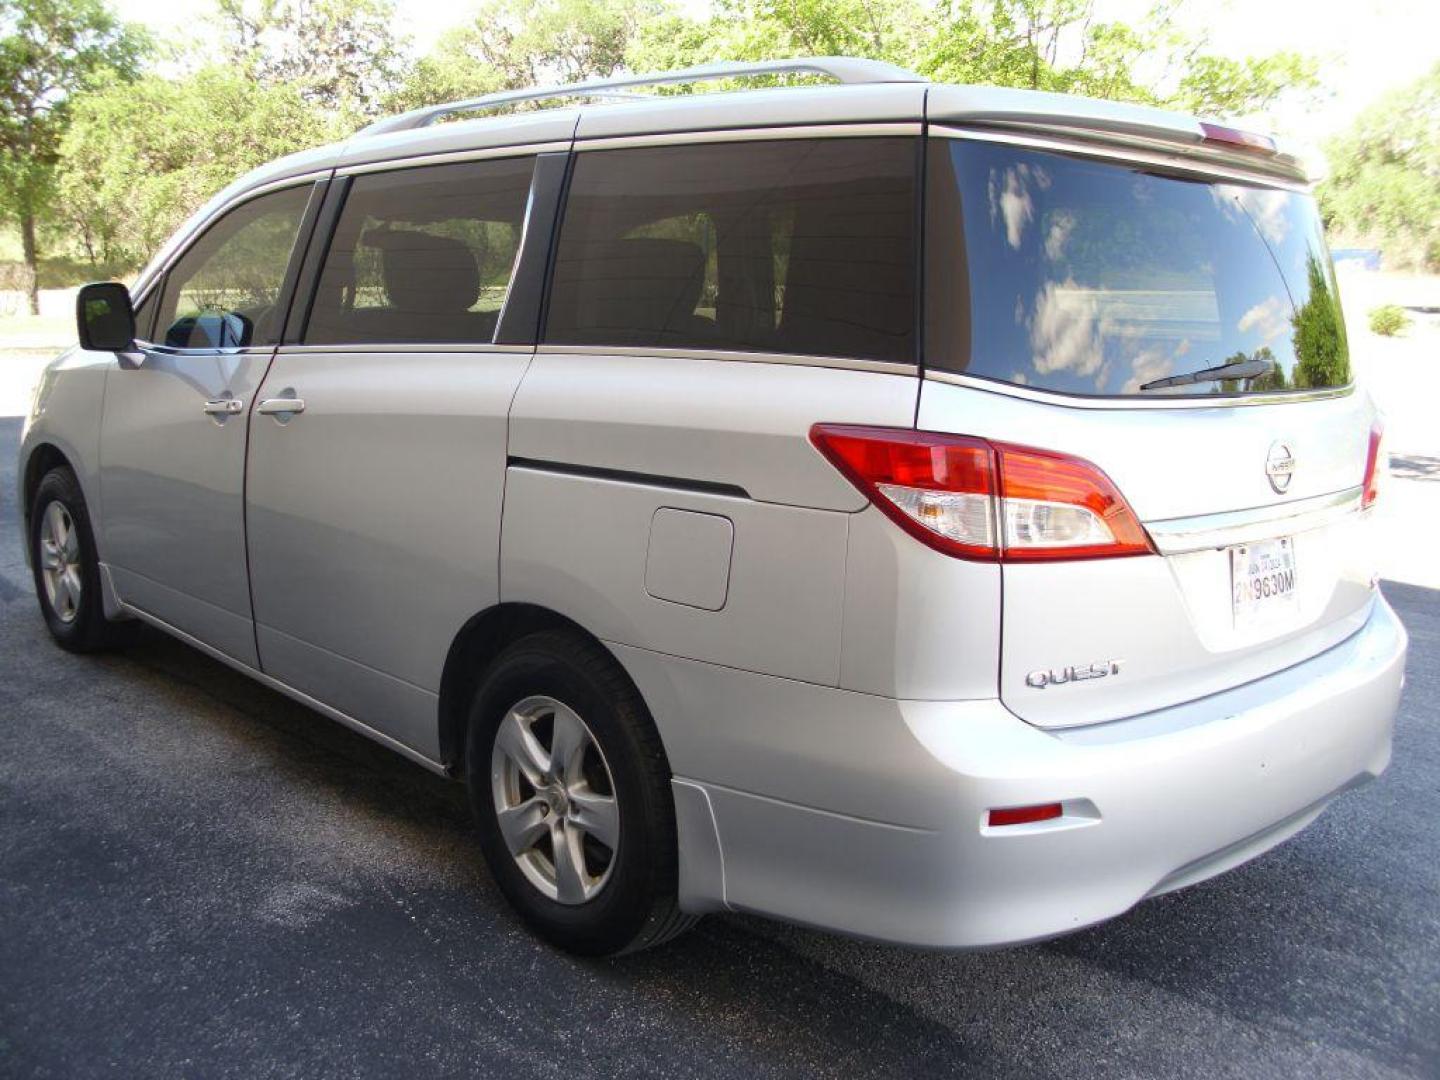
[1362,421,1385,509]
[810,424,1154,562]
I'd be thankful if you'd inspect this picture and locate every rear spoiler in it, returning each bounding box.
[927,84,1308,184]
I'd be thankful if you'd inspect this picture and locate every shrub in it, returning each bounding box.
[1368,304,1412,336]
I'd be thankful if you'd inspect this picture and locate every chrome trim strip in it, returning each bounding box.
[139,343,276,357]
[923,369,1354,410]
[575,122,923,150]
[275,342,535,355]
[117,600,449,777]
[933,125,1311,191]
[1145,487,1364,554]
[336,140,570,176]
[540,343,918,376]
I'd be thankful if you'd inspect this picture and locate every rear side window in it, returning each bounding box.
[545,138,917,365]
[155,185,311,349]
[927,138,1350,396]
[305,157,534,346]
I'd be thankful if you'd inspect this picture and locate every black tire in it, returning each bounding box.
[465,630,697,955]
[28,466,130,653]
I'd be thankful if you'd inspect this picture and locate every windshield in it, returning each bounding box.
[925,138,1351,397]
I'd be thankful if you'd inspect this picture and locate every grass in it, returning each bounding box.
[0,313,77,349]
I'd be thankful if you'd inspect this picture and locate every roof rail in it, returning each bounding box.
[356,56,927,136]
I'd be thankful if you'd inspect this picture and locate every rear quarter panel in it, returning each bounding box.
[501,352,919,687]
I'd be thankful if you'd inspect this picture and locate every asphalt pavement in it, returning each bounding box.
[1,414,1437,1079]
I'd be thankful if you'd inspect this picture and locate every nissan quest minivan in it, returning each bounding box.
[22,58,1407,955]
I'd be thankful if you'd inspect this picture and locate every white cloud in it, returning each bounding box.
[1238,295,1289,342]
[1121,346,1180,394]
[1044,211,1076,262]
[1029,280,1113,378]
[989,163,1048,250]
[1212,186,1292,247]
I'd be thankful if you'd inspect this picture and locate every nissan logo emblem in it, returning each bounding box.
[1266,442,1295,494]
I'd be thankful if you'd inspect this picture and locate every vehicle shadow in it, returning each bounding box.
[1390,453,1440,481]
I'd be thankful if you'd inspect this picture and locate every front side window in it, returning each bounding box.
[545,138,918,365]
[305,157,534,346]
[155,185,312,349]
[926,138,1350,396]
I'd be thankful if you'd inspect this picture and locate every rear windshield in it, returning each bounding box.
[925,138,1351,397]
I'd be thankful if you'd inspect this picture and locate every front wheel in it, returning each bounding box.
[28,466,129,653]
[466,631,696,955]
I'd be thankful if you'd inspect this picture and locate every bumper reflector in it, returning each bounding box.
[988,803,1064,827]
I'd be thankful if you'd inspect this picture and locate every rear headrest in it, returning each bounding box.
[365,228,480,315]
[555,237,707,342]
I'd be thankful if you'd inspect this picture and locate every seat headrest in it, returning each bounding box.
[365,228,480,315]
[556,237,707,342]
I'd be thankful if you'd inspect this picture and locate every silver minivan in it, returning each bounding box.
[21,58,1407,955]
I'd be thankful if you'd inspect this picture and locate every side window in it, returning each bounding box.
[155,185,312,349]
[544,138,918,364]
[305,156,534,346]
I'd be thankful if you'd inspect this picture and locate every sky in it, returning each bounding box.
[113,0,1439,144]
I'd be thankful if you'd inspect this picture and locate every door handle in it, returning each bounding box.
[203,398,244,415]
[257,397,306,416]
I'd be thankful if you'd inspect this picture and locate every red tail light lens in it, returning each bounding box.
[810,425,1154,563]
[809,425,998,560]
[1362,421,1385,509]
[993,442,1155,561]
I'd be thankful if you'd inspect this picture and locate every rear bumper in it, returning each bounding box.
[661,594,1406,948]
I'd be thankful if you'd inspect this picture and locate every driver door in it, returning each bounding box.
[99,181,321,666]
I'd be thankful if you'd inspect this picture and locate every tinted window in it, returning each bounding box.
[927,139,1350,396]
[156,185,311,349]
[546,138,917,364]
[305,157,533,346]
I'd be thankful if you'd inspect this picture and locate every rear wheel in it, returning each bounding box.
[28,467,129,653]
[466,630,696,955]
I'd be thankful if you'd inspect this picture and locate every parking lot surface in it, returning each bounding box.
[1,415,1437,1079]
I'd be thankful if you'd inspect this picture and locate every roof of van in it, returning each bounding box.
[137,70,1306,290]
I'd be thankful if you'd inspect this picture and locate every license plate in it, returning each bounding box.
[1230,536,1298,628]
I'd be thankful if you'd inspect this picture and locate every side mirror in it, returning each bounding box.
[76,282,136,352]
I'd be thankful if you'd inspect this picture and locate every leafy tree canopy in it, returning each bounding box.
[0,0,147,308]
[214,0,406,115]
[1318,62,1440,271]
[55,65,344,266]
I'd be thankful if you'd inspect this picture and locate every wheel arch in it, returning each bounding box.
[437,602,661,778]
[21,442,78,546]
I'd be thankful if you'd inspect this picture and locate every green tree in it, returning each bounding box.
[628,0,1319,121]
[0,0,146,312]
[384,32,508,111]
[1290,253,1351,389]
[55,66,343,267]
[1319,62,1440,271]
[1170,51,1319,119]
[214,0,406,116]
[446,0,660,89]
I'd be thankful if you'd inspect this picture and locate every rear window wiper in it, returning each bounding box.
[1140,358,1273,391]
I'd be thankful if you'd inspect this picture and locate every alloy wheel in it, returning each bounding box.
[490,695,620,905]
